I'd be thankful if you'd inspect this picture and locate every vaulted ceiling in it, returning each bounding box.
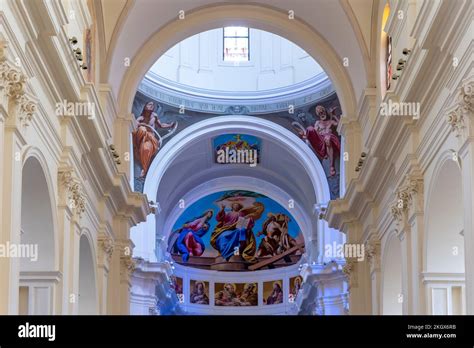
[93,0,378,105]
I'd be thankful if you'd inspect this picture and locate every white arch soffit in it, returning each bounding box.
[116,4,357,117]
[423,150,463,271]
[162,176,313,248]
[380,230,402,314]
[143,115,331,205]
[21,146,59,271]
[79,230,99,312]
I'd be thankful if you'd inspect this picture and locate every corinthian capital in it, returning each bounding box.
[0,40,37,126]
[365,236,381,272]
[391,174,423,223]
[58,168,86,218]
[120,254,136,281]
[99,235,115,263]
[446,76,474,137]
[342,259,357,290]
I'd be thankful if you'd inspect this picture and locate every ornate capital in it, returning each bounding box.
[390,196,407,224]
[0,40,37,126]
[120,254,137,281]
[391,174,423,224]
[98,235,114,263]
[342,259,356,290]
[314,297,325,315]
[59,168,86,218]
[16,93,37,126]
[446,76,474,137]
[365,236,381,272]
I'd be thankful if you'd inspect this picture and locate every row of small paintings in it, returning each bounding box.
[170,276,303,306]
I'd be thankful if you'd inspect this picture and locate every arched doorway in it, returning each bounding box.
[19,157,56,315]
[78,234,98,314]
[382,234,402,314]
[425,158,465,314]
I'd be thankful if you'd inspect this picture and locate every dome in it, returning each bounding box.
[139,28,334,114]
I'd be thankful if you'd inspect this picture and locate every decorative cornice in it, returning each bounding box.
[139,73,335,115]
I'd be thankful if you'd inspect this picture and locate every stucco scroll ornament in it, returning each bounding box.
[0,41,37,126]
[446,78,474,137]
[342,259,356,290]
[99,236,115,262]
[59,169,86,218]
[390,191,408,224]
[120,254,137,278]
[365,236,381,271]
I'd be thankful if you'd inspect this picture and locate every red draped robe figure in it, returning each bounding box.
[301,105,341,176]
[132,101,174,177]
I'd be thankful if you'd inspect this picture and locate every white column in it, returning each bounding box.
[366,235,381,314]
[97,233,114,314]
[447,75,473,314]
[406,176,426,314]
[0,48,34,313]
[460,143,474,314]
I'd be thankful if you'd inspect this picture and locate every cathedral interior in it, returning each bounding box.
[0,0,473,327]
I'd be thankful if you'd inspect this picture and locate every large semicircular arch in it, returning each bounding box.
[143,115,331,206]
[161,176,313,253]
[117,3,357,119]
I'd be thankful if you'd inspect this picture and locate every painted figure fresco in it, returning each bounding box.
[214,282,258,306]
[289,275,303,302]
[133,101,176,178]
[257,213,297,257]
[263,280,284,305]
[170,276,184,302]
[167,190,304,271]
[132,91,342,198]
[189,280,209,305]
[293,105,341,177]
[211,197,264,263]
[168,210,214,262]
[291,102,342,199]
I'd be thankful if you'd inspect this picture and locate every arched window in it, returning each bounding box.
[223,27,250,61]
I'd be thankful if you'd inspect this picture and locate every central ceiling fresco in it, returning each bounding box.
[167,190,305,271]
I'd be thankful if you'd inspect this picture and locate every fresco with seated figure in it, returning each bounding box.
[214,282,258,306]
[166,190,304,271]
[189,280,210,305]
[263,280,284,305]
